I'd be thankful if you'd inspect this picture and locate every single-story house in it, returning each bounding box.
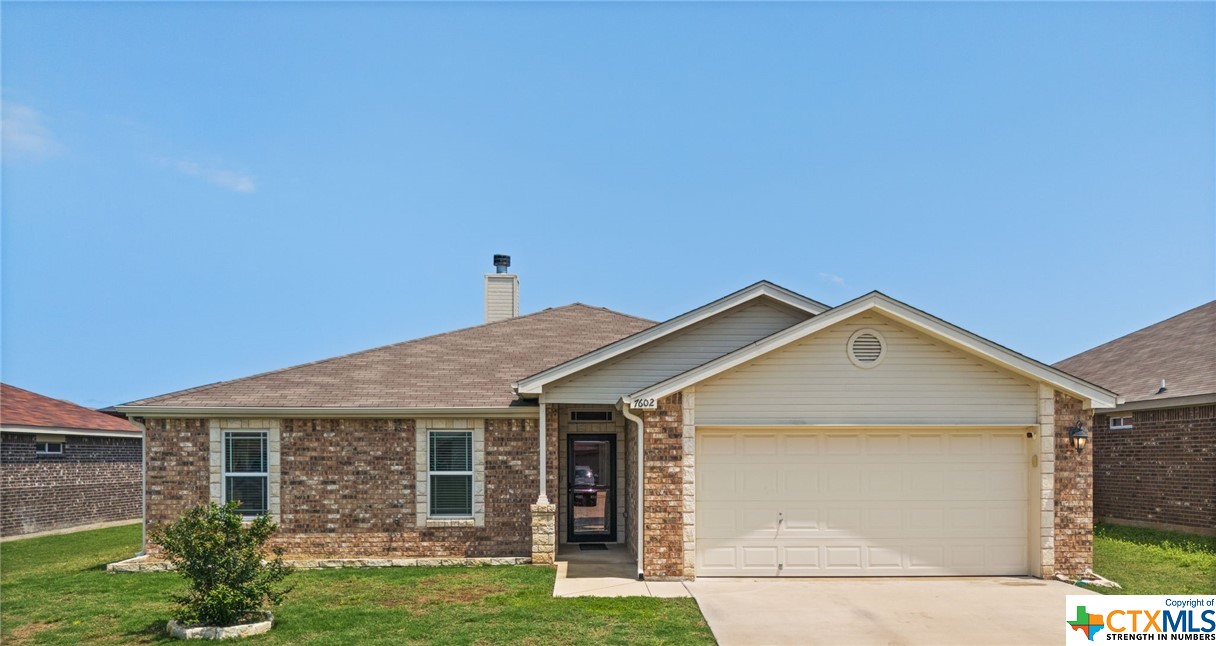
[1,383,143,537]
[116,258,1116,580]
[1055,300,1215,536]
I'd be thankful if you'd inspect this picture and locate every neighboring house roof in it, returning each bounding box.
[514,280,828,395]
[119,304,655,412]
[630,291,1119,410]
[1054,300,1216,407]
[1,383,141,434]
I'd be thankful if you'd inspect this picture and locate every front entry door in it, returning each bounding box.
[566,435,616,543]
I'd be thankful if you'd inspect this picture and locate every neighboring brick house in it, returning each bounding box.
[116,259,1116,579]
[1,383,143,536]
[1055,301,1215,536]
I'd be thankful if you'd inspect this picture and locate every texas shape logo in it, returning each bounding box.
[1068,605,1106,641]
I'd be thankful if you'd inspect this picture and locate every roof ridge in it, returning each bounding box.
[121,303,651,406]
[567,302,657,325]
[1057,299,1216,365]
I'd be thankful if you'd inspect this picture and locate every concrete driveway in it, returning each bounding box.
[687,577,1098,645]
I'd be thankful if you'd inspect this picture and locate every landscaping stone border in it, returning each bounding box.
[109,554,532,573]
[167,612,273,640]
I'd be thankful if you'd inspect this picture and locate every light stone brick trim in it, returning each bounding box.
[1037,384,1055,578]
[530,503,556,565]
[108,554,530,573]
[209,419,280,522]
[681,388,696,578]
[415,418,485,528]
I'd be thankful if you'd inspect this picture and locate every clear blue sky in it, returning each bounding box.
[3,2,1213,408]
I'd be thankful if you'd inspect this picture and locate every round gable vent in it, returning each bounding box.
[847,328,886,368]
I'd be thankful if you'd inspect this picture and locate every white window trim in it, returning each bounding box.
[427,430,474,518]
[416,419,484,528]
[222,430,270,517]
[1109,416,1133,430]
[209,420,280,521]
[35,441,64,455]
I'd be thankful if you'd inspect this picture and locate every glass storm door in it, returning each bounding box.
[567,435,616,543]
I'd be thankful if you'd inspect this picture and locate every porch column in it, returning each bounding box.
[530,502,557,564]
[537,395,549,505]
[531,400,558,565]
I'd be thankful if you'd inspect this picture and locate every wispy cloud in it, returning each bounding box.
[160,158,256,193]
[1,101,63,161]
[819,272,846,286]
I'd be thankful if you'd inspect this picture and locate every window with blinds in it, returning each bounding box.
[429,431,472,517]
[224,431,268,515]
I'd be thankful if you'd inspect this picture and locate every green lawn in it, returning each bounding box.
[1093,523,1216,595]
[0,525,714,645]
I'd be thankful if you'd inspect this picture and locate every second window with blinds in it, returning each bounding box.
[224,430,269,516]
[429,431,473,517]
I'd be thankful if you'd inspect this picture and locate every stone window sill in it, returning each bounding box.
[425,518,476,528]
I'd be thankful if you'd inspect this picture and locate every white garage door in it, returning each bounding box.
[696,429,1029,577]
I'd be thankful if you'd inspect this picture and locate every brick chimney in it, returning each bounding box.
[484,254,519,323]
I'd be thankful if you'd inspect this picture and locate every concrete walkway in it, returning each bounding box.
[688,576,1097,645]
[552,545,690,598]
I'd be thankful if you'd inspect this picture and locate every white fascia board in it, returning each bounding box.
[864,298,1118,408]
[514,281,829,395]
[629,292,1118,409]
[0,424,143,438]
[113,406,539,419]
[1097,393,1216,413]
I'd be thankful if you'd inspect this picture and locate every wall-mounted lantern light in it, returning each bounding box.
[1068,421,1089,454]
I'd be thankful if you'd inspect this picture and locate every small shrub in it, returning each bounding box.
[152,501,293,627]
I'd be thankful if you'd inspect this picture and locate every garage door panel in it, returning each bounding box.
[866,469,903,496]
[866,434,903,454]
[825,467,862,496]
[698,465,737,499]
[742,434,779,457]
[783,546,820,569]
[824,546,863,569]
[700,504,783,539]
[784,434,820,455]
[867,546,904,569]
[780,508,819,537]
[742,546,779,569]
[738,467,778,498]
[699,434,737,457]
[907,434,945,455]
[824,434,861,455]
[697,428,1030,577]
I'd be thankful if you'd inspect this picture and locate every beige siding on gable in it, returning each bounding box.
[696,312,1038,425]
[546,300,811,404]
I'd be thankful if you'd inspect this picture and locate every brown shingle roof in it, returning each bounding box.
[2,383,141,433]
[125,304,656,409]
[1054,300,1216,404]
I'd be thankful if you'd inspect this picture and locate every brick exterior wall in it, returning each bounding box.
[1093,404,1215,534]
[142,417,544,558]
[145,419,210,551]
[1,432,142,536]
[1053,392,1094,577]
[641,393,685,580]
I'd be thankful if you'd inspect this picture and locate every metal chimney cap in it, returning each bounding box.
[493,254,511,273]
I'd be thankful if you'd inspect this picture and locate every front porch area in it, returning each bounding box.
[552,544,690,598]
